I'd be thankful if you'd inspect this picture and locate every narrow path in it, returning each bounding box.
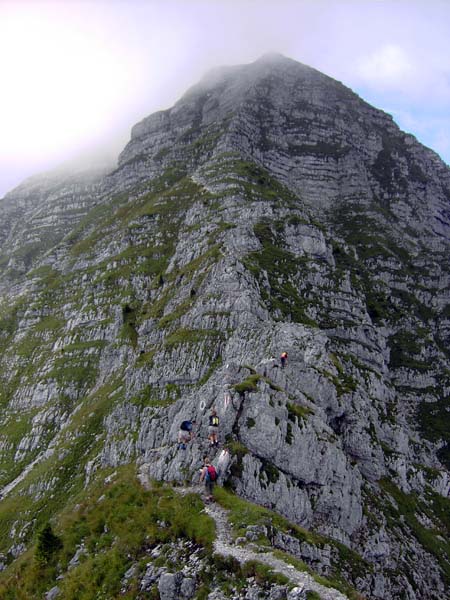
[0,445,55,498]
[177,486,349,600]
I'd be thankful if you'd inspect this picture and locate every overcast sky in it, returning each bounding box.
[0,0,449,198]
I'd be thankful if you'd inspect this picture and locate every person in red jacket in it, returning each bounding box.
[199,456,217,501]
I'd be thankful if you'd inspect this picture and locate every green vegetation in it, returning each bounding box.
[0,380,124,558]
[0,412,36,486]
[379,479,450,586]
[240,560,289,587]
[225,439,249,478]
[291,141,348,159]
[129,383,180,408]
[233,374,262,395]
[211,554,289,595]
[371,133,409,192]
[121,304,138,348]
[35,523,62,566]
[285,422,293,444]
[202,155,300,206]
[154,146,170,160]
[328,354,358,396]
[165,327,223,348]
[244,219,317,326]
[0,466,215,599]
[198,355,223,386]
[388,330,428,371]
[135,348,156,367]
[329,200,437,333]
[259,459,280,487]
[287,402,313,423]
[232,370,282,396]
[418,394,450,470]
[34,315,65,332]
[0,301,25,349]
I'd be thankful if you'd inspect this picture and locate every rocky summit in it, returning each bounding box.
[0,53,449,600]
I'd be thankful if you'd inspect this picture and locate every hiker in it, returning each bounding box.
[208,408,219,447]
[178,419,196,449]
[199,455,217,501]
[280,351,288,369]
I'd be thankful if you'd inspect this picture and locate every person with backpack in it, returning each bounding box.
[199,455,217,501]
[178,419,196,449]
[208,408,220,447]
[280,351,288,369]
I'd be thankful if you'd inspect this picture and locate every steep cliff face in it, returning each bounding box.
[0,166,107,297]
[0,54,449,599]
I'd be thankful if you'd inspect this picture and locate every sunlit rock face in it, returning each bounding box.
[1,54,450,599]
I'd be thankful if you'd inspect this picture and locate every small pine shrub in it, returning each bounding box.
[35,523,62,565]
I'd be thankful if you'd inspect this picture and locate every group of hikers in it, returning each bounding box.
[177,408,219,450]
[176,411,221,501]
[177,352,288,500]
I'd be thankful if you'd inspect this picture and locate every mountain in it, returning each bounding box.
[0,53,449,600]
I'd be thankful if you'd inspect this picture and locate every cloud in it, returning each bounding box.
[353,41,450,109]
[357,44,415,88]
[1,0,449,197]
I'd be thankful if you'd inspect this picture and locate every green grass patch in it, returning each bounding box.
[0,466,215,599]
[164,328,223,348]
[233,374,262,395]
[33,315,65,332]
[287,402,313,423]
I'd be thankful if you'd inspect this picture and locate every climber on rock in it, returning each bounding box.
[280,351,288,369]
[208,408,220,447]
[178,419,196,449]
[199,455,217,501]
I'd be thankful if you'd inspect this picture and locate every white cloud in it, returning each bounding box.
[353,41,450,109]
[357,44,415,89]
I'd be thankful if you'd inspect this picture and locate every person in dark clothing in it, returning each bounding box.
[178,419,196,449]
[280,351,288,369]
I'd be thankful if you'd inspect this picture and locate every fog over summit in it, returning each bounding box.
[1,0,449,198]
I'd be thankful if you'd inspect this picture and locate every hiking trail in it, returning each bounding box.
[177,484,349,600]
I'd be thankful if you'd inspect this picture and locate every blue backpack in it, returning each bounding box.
[180,420,193,432]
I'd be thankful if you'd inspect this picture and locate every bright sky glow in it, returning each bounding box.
[0,0,449,197]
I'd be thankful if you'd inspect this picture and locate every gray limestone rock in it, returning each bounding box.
[158,571,185,600]
[44,587,61,600]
